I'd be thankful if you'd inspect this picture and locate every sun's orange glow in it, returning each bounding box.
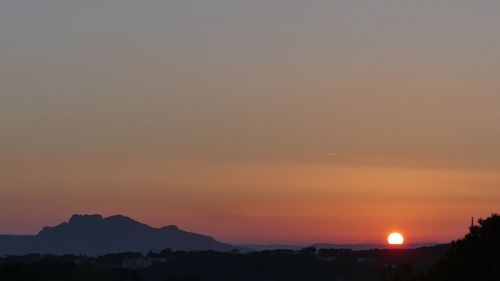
[387,232,404,245]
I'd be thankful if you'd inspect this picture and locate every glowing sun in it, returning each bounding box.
[387,232,404,245]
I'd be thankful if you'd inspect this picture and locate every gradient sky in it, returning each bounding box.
[1,0,500,244]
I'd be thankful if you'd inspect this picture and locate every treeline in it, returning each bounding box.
[0,246,447,281]
[0,257,142,281]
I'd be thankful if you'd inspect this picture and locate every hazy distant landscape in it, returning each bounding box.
[1,214,500,280]
[0,214,439,256]
[0,213,451,281]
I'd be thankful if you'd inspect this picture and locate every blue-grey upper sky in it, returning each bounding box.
[1,0,500,243]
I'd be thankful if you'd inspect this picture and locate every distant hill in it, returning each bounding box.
[313,242,441,250]
[240,242,442,251]
[0,214,238,256]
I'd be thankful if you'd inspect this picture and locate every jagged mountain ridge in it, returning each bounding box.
[0,214,237,256]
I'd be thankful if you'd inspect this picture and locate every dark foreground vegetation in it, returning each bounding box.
[1,214,499,281]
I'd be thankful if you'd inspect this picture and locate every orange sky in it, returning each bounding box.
[1,1,500,244]
[2,160,498,243]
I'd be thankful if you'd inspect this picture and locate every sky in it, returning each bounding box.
[1,0,500,244]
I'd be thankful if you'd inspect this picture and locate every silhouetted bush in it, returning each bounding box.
[426,214,500,281]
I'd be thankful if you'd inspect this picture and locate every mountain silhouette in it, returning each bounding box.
[0,214,237,256]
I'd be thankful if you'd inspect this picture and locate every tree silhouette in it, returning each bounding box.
[427,214,500,281]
